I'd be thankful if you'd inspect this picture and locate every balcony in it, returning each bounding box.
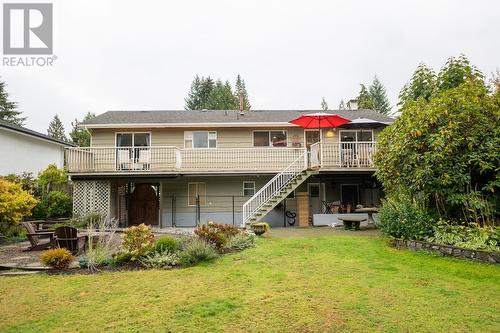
[66,146,307,174]
[65,143,377,174]
[310,142,377,169]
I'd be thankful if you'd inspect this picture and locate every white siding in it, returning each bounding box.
[0,128,65,175]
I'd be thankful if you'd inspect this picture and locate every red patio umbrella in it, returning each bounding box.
[290,112,351,129]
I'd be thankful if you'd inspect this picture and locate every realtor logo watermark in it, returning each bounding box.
[2,3,56,66]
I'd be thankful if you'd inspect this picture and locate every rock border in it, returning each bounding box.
[391,239,500,264]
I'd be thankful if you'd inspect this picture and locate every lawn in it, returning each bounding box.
[0,231,499,332]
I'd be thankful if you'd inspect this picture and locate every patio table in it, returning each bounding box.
[354,207,379,224]
[337,215,367,230]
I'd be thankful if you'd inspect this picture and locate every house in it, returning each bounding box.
[66,109,393,228]
[0,119,73,176]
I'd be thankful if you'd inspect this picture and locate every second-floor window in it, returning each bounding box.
[253,130,287,147]
[339,130,373,142]
[116,133,151,147]
[184,131,217,148]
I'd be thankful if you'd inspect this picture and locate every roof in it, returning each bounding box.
[0,119,74,146]
[82,109,394,128]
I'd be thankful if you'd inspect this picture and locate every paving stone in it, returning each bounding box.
[10,256,31,260]
[0,270,41,276]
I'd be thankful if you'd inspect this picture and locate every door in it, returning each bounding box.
[341,184,359,208]
[129,183,159,226]
[305,130,320,149]
[308,183,321,216]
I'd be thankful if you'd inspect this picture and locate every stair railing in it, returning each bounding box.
[242,149,307,226]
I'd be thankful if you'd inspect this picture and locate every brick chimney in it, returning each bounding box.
[239,93,244,115]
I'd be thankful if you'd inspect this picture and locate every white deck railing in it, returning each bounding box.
[242,151,307,226]
[65,146,306,173]
[310,142,377,168]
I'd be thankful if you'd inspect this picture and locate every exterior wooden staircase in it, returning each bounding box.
[242,151,315,226]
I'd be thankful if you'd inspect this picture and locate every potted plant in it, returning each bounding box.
[250,222,270,236]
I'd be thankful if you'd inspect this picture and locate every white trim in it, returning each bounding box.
[252,129,289,147]
[242,181,256,196]
[304,129,320,148]
[338,129,374,142]
[187,182,206,207]
[83,122,299,129]
[183,130,218,149]
[115,131,152,147]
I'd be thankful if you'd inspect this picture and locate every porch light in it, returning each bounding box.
[325,128,335,138]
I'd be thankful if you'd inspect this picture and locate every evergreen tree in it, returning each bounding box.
[398,64,436,109]
[369,76,391,115]
[0,79,25,126]
[206,80,238,110]
[357,84,374,110]
[234,74,251,110]
[69,112,95,147]
[321,97,328,111]
[184,75,215,110]
[47,115,67,141]
[338,99,346,110]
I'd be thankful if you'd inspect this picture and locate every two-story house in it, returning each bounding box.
[65,109,393,228]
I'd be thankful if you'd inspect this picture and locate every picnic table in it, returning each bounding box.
[30,220,67,231]
[337,215,367,231]
[354,207,379,224]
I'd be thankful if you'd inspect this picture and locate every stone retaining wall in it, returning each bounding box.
[391,239,500,264]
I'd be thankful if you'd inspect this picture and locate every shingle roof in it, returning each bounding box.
[82,109,394,127]
[0,119,74,146]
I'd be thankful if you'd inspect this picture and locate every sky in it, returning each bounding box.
[1,0,499,133]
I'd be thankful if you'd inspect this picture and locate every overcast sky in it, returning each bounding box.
[2,0,499,132]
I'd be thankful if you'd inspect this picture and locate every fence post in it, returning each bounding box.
[232,196,235,225]
[195,195,200,226]
[172,195,176,228]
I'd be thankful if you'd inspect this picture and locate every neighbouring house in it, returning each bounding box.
[66,109,393,228]
[0,119,73,176]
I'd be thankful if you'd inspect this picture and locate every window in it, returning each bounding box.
[243,181,255,196]
[188,183,206,206]
[305,130,320,148]
[184,131,217,148]
[253,131,287,147]
[116,133,151,147]
[340,130,373,142]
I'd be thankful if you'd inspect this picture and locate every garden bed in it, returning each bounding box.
[391,239,500,264]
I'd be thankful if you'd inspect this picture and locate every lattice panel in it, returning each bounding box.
[73,180,111,217]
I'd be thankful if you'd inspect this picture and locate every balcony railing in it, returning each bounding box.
[310,142,377,169]
[66,146,306,173]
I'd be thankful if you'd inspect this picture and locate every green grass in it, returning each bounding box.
[0,233,499,332]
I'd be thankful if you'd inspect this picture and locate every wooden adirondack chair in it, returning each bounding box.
[55,226,87,255]
[22,221,56,251]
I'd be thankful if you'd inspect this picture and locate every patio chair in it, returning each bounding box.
[55,226,88,255]
[22,221,56,251]
[117,149,133,170]
[138,149,152,170]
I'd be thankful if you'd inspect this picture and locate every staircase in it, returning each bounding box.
[242,151,315,226]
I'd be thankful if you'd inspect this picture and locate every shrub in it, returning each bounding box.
[250,222,270,236]
[111,252,133,266]
[40,248,74,269]
[121,224,155,260]
[428,221,499,252]
[37,164,67,191]
[85,217,120,271]
[140,251,180,269]
[225,232,256,251]
[194,224,226,249]
[178,238,218,266]
[0,179,37,233]
[154,236,179,253]
[378,188,435,240]
[45,191,72,218]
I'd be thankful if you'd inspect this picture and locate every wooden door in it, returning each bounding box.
[129,183,159,226]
